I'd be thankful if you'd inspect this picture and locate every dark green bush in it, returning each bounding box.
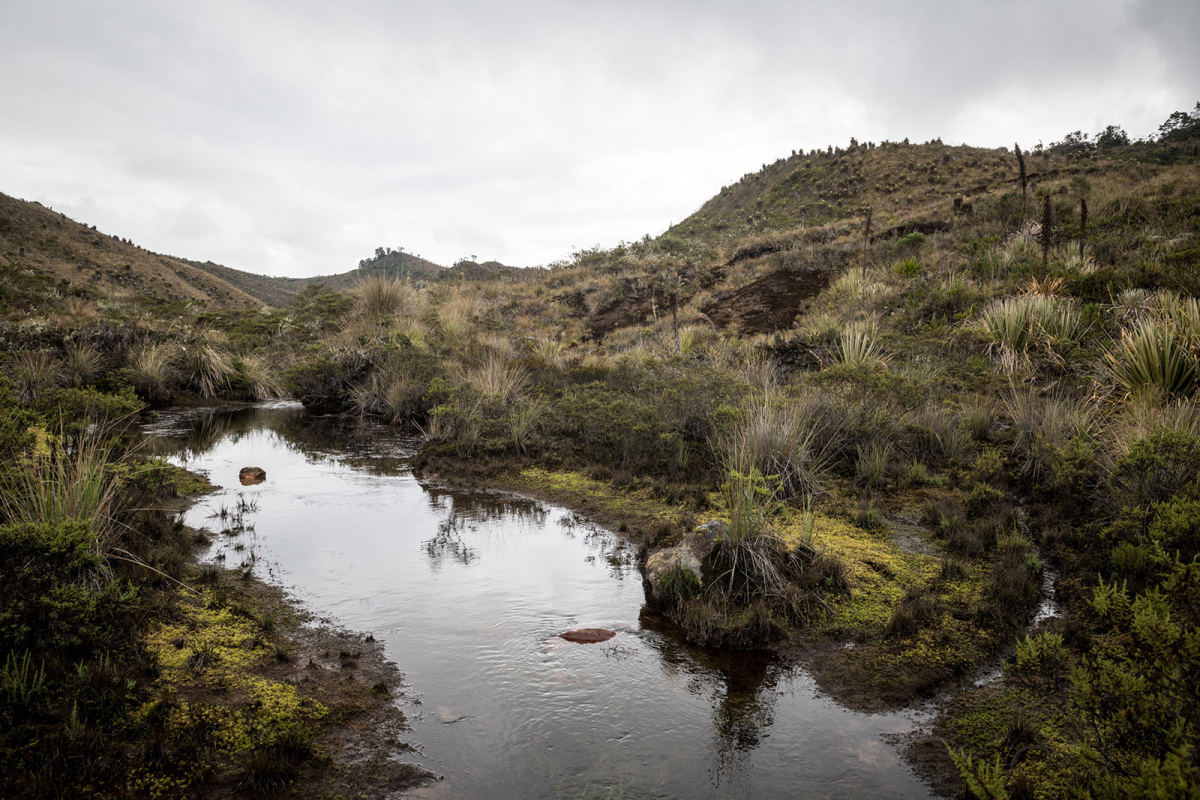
[1148,497,1200,561]
[1073,559,1200,781]
[284,348,374,409]
[34,386,144,432]
[0,520,134,657]
[0,378,35,463]
[1109,431,1200,512]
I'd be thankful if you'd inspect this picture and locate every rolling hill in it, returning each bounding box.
[0,191,264,307]
[0,191,525,309]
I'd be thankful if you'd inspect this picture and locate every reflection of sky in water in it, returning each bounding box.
[150,404,933,799]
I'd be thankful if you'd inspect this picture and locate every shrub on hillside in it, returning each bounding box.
[1109,430,1200,512]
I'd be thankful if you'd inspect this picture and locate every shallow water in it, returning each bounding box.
[149,403,934,799]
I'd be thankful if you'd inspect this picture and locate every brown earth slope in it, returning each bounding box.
[0,192,264,308]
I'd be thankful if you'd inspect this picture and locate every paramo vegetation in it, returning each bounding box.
[1,104,1199,797]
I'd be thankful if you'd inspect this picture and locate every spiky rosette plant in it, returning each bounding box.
[1106,318,1200,399]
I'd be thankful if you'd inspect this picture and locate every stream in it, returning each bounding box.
[147,402,935,799]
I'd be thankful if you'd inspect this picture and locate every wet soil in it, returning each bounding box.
[270,605,435,797]
[701,269,831,333]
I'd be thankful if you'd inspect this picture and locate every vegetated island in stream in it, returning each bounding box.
[1,104,1199,798]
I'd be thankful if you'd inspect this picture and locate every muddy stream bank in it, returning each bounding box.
[146,402,936,799]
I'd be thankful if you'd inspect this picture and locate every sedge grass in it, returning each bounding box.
[0,426,121,552]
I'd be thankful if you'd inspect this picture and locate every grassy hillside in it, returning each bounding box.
[671,139,1031,244]
[0,192,264,308]
[0,193,526,312]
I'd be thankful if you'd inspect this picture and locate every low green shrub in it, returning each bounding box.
[0,520,133,656]
[1109,430,1200,511]
[1008,630,1070,689]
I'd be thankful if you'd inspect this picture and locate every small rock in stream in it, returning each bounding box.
[558,628,616,644]
[239,466,267,485]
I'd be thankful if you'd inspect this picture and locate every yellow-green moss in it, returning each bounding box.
[162,463,217,496]
[510,467,682,531]
[780,509,938,633]
[947,688,1081,800]
[140,589,326,757]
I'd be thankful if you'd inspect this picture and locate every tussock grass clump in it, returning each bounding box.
[350,369,420,423]
[1005,389,1095,480]
[526,336,565,367]
[855,441,890,489]
[676,324,705,356]
[63,342,103,388]
[185,344,236,399]
[507,398,545,454]
[234,354,285,401]
[436,288,486,345]
[11,350,60,403]
[717,394,834,498]
[1116,392,1200,447]
[0,428,121,550]
[129,343,176,402]
[462,354,529,404]
[963,400,998,442]
[829,269,887,305]
[907,405,971,465]
[393,315,428,349]
[353,274,414,318]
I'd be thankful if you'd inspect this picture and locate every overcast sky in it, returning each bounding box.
[1,1,1197,277]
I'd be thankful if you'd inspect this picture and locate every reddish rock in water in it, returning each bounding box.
[239,466,267,486]
[558,628,616,644]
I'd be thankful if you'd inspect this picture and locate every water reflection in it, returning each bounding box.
[639,608,784,789]
[147,404,933,799]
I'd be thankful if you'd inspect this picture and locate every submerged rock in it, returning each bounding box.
[558,628,616,644]
[643,521,724,604]
[239,466,267,485]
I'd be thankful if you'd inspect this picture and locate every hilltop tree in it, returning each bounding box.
[1096,124,1130,148]
[1158,102,1200,142]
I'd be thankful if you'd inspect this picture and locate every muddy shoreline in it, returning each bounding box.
[170,484,436,797]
